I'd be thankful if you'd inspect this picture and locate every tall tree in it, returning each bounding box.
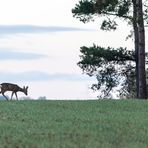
[72,0,148,99]
[136,0,147,98]
[132,0,139,97]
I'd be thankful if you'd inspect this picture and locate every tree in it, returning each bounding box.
[136,0,147,98]
[72,0,148,99]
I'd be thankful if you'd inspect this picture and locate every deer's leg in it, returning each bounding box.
[15,92,18,100]
[11,92,14,100]
[2,92,8,101]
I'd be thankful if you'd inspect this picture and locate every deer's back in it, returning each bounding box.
[1,83,20,92]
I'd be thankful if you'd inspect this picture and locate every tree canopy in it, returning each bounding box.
[78,45,135,98]
[72,0,148,29]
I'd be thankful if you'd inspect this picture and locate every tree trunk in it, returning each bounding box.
[136,0,147,99]
[132,0,139,98]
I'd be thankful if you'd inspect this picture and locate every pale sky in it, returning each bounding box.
[0,0,139,99]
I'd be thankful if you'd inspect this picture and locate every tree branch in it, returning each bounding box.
[102,11,133,20]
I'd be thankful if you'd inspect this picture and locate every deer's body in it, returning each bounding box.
[0,83,28,100]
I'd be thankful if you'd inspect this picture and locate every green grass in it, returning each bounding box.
[0,100,148,147]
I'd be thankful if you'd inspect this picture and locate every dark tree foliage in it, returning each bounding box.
[72,0,132,30]
[78,45,135,98]
[119,64,136,99]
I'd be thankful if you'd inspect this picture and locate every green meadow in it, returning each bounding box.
[0,100,148,148]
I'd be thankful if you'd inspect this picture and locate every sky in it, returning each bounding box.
[0,0,141,99]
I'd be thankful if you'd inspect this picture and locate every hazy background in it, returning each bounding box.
[0,0,139,99]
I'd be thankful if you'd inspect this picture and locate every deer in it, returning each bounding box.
[0,83,28,101]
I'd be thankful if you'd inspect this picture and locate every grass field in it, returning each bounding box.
[0,100,148,148]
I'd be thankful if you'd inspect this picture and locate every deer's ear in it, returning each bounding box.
[26,86,28,90]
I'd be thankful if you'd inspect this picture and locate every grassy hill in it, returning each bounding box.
[0,100,148,148]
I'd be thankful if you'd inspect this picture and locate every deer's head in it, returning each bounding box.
[23,86,28,95]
